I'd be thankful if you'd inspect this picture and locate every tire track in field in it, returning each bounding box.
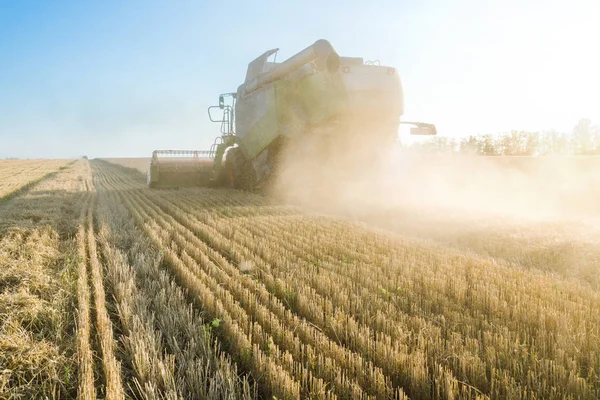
[75,168,124,400]
[76,191,96,400]
[87,193,125,400]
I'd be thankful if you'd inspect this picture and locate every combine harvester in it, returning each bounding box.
[147,39,436,189]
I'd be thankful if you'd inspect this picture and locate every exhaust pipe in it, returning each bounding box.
[244,39,340,95]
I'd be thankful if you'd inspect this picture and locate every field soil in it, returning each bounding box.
[0,156,598,399]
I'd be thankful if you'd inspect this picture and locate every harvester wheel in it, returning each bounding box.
[224,158,235,188]
[222,148,255,190]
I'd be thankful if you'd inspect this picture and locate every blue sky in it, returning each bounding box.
[0,0,598,158]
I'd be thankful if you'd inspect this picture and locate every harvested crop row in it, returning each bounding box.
[92,164,179,399]
[128,179,500,397]
[96,163,414,398]
[75,194,95,400]
[97,160,600,399]
[101,164,389,397]
[92,161,255,399]
[0,159,88,399]
[145,187,435,396]
[86,192,125,400]
[136,191,387,398]
[71,162,125,400]
[227,215,597,397]
[99,164,388,398]
[173,188,600,399]
[95,164,309,399]
[166,194,460,395]
[138,177,480,398]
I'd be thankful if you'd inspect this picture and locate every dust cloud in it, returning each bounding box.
[272,135,600,287]
[272,133,600,224]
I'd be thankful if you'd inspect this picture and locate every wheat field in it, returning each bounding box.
[0,157,598,399]
[0,159,71,200]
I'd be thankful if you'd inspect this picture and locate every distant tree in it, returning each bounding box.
[500,131,523,155]
[481,134,500,155]
[459,135,479,154]
[524,132,540,156]
[402,120,598,156]
[572,118,594,155]
[558,133,572,155]
[431,137,459,153]
[539,131,557,155]
[592,124,600,155]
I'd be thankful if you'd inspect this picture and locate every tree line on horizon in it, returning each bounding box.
[3,119,599,160]
[406,118,600,156]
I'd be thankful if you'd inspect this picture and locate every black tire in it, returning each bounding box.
[220,148,256,190]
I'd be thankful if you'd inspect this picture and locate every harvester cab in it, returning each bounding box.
[147,39,437,190]
[208,93,236,136]
[206,93,238,184]
[147,94,236,189]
